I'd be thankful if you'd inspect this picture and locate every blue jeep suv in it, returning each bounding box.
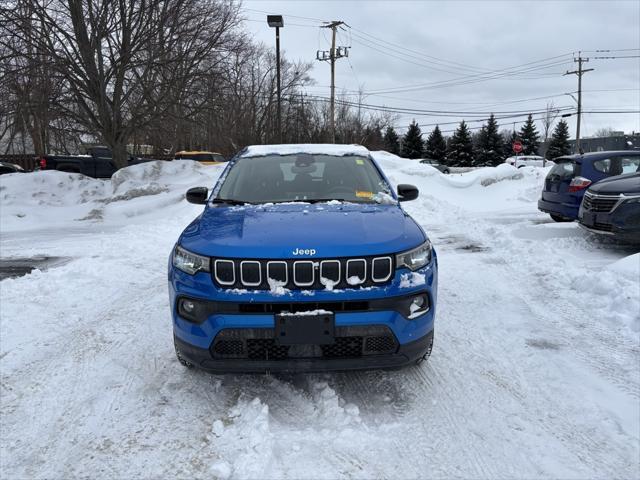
[168,144,437,372]
[538,151,640,221]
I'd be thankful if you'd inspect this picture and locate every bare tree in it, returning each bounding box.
[2,0,241,167]
[541,101,559,161]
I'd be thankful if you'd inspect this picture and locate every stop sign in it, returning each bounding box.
[512,141,523,154]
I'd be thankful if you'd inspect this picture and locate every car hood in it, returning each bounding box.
[590,173,640,195]
[179,202,425,258]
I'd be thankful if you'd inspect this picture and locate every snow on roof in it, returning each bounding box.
[241,143,370,158]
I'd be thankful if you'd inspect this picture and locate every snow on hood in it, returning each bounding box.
[241,143,371,158]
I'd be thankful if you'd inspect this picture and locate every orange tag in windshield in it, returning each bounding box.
[356,190,373,198]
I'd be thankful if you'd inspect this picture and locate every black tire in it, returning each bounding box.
[550,213,572,223]
[174,340,194,368]
[415,332,434,365]
[442,169,450,174]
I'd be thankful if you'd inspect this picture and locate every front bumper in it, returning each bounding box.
[578,203,640,243]
[169,259,437,372]
[175,330,433,373]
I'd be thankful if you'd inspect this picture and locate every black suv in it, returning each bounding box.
[578,172,640,244]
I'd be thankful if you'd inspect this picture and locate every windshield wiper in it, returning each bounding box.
[210,197,250,205]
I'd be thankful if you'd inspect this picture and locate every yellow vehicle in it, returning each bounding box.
[174,151,227,165]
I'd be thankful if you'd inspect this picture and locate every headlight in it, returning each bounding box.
[396,241,432,271]
[172,245,210,275]
[622,196,640,204]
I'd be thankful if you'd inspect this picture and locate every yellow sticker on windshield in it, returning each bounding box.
[355,159,365,165]
[356,190,373,198]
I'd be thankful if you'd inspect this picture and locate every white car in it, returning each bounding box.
[504,155,553,168]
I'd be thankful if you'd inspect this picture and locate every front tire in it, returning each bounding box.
[415,332,434,364]
[550,213,572,222]
[174,340,194,368]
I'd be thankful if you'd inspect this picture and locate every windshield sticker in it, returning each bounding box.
[355,190,373,198]
[355,159,365,165]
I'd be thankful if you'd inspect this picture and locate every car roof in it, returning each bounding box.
[557,150,640,161]
[240,143,371,158]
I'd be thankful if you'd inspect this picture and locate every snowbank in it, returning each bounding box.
[371,150,550,212]
[243,143,370,157]
[0,160,223,232]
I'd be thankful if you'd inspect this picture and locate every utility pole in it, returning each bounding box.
[564,52,593,153]
[267,15,284,143]
[317,21,349,143]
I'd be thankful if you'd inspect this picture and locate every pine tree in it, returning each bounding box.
[475,114,503,166]
[383,126,400,155]
[518,114,540,155]
[401,120,424,159]
[424,125,447,162]
[446,120,474,167]
[546,119,572,159]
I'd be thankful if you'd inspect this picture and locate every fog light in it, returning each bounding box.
[407,294,429,319]
[182,300,195,313]
[178,298,206,323]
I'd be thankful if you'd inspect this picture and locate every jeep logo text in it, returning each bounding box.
[292,248,316,256]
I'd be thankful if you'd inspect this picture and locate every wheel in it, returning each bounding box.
[174,340,194,368]
[415,332,434,364]
[442,169,450,174]
[550,213,572,222]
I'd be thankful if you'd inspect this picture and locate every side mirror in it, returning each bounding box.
[186,187,208,204]
[397,184,419,202]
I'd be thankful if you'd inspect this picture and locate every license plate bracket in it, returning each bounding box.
[274,312,335,345]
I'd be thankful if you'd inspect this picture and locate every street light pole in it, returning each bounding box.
[267,15,284,143]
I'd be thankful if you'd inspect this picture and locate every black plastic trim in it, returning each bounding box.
[174,330,433,373]
[175,291,431,323]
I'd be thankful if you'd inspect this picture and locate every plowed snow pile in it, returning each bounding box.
[1,154,638,479]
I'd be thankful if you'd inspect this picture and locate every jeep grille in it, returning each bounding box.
[212,256,394,290]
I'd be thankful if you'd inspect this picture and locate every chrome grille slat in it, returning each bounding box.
[212,256,395,290]
[583,192,620,213]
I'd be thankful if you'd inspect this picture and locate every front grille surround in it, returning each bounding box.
[582,192,621,213]
[214,259,235,285]
[211,255,395,290]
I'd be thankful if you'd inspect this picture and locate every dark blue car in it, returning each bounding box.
[538,151,640,221]
[168,145,437,373]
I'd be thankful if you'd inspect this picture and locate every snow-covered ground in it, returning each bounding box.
[1,154,638,479]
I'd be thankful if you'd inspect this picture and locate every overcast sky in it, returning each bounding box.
[242,0,640,138]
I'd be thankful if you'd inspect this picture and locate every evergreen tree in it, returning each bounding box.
[518,114,540,155]
[446,120,474,167]
[424,125,447,162]
[383,126,400,155]
[401,120,424,159]
[475,114,503,166]
[546,119,572,159]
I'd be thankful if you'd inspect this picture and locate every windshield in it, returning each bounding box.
[216,154,392,204]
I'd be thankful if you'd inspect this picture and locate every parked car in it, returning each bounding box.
[38,146,154,178]
[0,162,25,175]
[504,155,550,168]
[419,158,450,174]
[578,172,640,243]
[174,151,227,165]
[538,151,640,222]
[169,144,437,373]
